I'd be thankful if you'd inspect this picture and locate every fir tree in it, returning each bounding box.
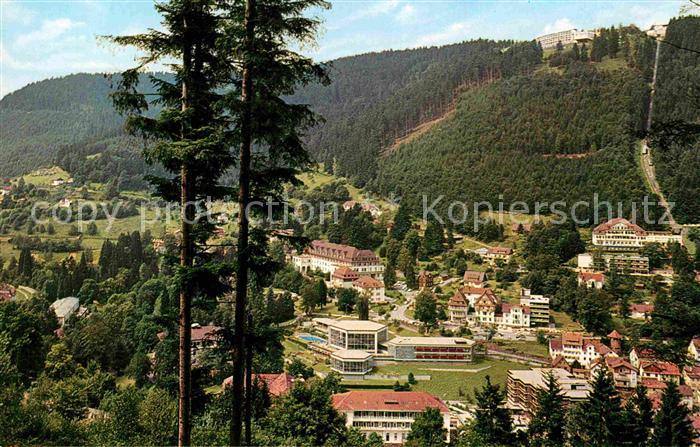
[423,215,445,257]
[405,407,446,447]
[622,384,654,447]
[567,370,624,447]
[650,381,694,447]
[472,375,513,445]
[391,202,412,241]
[528,372,565,447]
[356,295,370,320]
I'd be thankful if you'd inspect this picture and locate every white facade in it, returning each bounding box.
[536,29,595,49]
[592,218,682,250]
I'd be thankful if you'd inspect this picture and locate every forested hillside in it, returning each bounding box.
[375,65,660,225]
[650,16,700,224]
[289,40,543,185]
[0,73,164,182]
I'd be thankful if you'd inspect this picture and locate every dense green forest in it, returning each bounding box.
[288,39,543,185]
[374,64,662,225]
[650,16,700,224]
[0,73,164,182]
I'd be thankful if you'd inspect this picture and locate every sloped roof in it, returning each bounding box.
[331,391,448,413]
[332,267,360,280]
[463,270,486,283]
[592,218,646,235]
[579,272,605,282]
[448,289,468,308]
[191,325,221,343]
[353,276,383,289]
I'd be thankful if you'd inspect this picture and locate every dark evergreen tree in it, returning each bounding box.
[391,202,412,241]
[567,370,623,446]
[622,384,654,447]
[405,407,446,447]
[528,372,565,447]
[472,375,513,445]
[650,381,694,447]
[423,215,445,257]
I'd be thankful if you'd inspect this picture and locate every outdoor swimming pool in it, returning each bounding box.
[298,334,327,344]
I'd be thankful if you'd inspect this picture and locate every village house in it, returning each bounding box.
[578,271,605,289]
[630,347,658,369]
[689,338,700,364]
[293,240,384,280]
[342,200,382,218]
[448,287,498,324]
[463,270,486,287]
[0,284,16,301]
[222,372,294,396]
[642,378,695,410]
[483,247,513,265]
[629,303,654,320]
[592,217,682,251]
[331,391,451,444]
[498,304,531,328]
[191,324,222,359]
[417,270,434,289]
[352,276,386,303]
[590,356,638,388]
[507,368,590,428]
[474,290,500,325]
[638,360,681,383]
[549,332,616,368]
[50,297,82,327]
[683,365,700,404]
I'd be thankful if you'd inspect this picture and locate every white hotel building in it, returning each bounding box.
[535,29,595,49]
[332,391,451,444]
[293,240,384,279]
[592,218,682,251]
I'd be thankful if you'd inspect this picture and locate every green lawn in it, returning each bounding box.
[550,310,583,331]
[492,340,549,357]
[20,166,71,187]
[364,359,528,401]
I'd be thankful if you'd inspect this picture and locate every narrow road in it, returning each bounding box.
[390,289,417,323]
[640,140,680,232]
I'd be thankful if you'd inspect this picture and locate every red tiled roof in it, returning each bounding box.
[463,271,486,284]
[592,218,646,235]
[487,247,513,255]
[684,366,700,380]
[641,378,667,390]
[641,361,681,376]
[551,355,569,368]
[549,339,563,351]
[331,391,448,413]
[692,337,700,350]
[223,373,294,396]
[191,325,221,343]
[332,267,360,280]
[308,240,380,263]
[607,330,622,339]
[502,303,531,315]
[690,413,700,431]
[579,272,605,282]
[605,356,635,372]
[448,289,468,308]
[353,276,383,289]
[562,332,584,346]
[630,303,654,314]
[585,340,613,356]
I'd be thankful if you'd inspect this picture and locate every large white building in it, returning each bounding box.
[549,332,616,368]
[323,319,388,354]
[293,240,384,279]
[535,28,595,49]
[332,391,451,444]
[592,218,682,251]
[387,336,476,362]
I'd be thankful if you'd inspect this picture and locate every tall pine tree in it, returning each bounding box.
[650,381,694,447]
[528,372,566,447]
[567,370,624,447]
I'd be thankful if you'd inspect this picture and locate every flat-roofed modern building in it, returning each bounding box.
[330,349,374,377]
[520,289,550,326]
[332,391,451,444]
[387,336,476,362]
[535,29,595,49]
[326,319,388,353]
[507,368,590,425]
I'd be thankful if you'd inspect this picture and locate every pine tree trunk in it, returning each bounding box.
[231,0,255,444]
[245,313,254,445]
[178,9,193,447]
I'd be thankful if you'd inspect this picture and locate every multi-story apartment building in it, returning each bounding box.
[535,28,595,49]
[507,368,590,426]
[592,218,682,251]
[352,276,387,303]
[386,337,476,362]
[483,247,513,265]
[499,304,531,328]
[332,391,451,444]
[293,240,384,279]
[519,289,550,326]
[549,332,616,368]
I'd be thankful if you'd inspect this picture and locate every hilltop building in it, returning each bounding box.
[331,391,451,444]
[293,240,384,279]
[50,297,82,327]
[578,271,605,289]
[592,218,681,251]
[483,247,513,265]
[535,29,595,49]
